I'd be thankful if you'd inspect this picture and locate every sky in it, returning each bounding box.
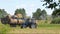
[0,0,55,17]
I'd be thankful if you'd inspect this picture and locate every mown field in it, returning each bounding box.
[0,21,60,34]
[8,24,60,34]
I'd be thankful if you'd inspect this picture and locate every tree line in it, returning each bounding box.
[0,8,60,20]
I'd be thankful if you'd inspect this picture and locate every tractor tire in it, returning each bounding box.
[21,24,26,28]
[29,24,37,28]
[10,24,16,27]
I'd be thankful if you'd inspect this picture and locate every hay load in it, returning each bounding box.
[15,13,23,18]
[1,13,25,26]
[9,19,17,24]
[5,14,25,24]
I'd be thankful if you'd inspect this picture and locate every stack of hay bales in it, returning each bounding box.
[15,13,23,18]
[11,15,18,24]
[18,19,25,24]
[9,13,25,24]
[5,15,17,24]
[15,13,25,24]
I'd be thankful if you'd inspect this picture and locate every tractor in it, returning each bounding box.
[21,18,37,28]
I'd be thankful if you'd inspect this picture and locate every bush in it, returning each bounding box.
[51,17,60,24]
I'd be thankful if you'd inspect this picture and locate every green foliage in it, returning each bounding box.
[41,0,59,9]
[33,8,47,20]
[0,23,10,34]
[51,17,60,24]
[14,8,26,17]
[52,8,60,15]
[47,2,58,9]
[40,10,47,20]
[0,9,8,18]
[41,10,47,15]
[33,8,41,19]
[52,8,60,18]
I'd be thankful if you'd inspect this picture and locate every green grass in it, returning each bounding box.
[0,23,11,34]
[0,22,60,34]
[38,24,60,30]
[38,24,60,27]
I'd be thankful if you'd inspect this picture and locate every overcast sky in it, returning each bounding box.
[0,0,56,17]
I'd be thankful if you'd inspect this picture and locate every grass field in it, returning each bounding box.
[0,22,60,34]
[0,24,60,34]
[8,24,60,34]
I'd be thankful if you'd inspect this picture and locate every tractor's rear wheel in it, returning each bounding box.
[21,24,26,28]
[29,24,37,28]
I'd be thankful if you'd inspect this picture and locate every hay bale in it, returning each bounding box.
[10,19,17,24]
[18,19,25,24]
[9,18,25,24]
[15,14,23,18]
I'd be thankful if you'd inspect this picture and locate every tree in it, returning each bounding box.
[41,10,47,15]
[52,8,60,18]
[0,9,8,18]
[33,8,41,19]
[40,10,47,20]
[14,8,26,17]
[33,8,47,20]
[41,0,60,9]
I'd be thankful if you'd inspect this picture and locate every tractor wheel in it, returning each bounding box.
[30,24,37,28]
[21,24,26,28]
[10,24,16,27]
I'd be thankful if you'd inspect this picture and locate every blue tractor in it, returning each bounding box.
[21,18,37,28]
